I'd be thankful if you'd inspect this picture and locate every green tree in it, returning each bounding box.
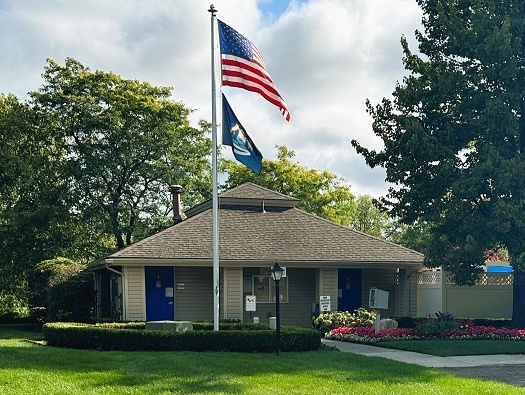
[388,221,432,254]
[222,145,356,225]
[31,58,212,249]
[352,0,525,325]
[0,94,73,309]
[351,195,391,237]
[33,257,96,322]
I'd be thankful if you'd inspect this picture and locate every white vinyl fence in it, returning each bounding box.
[417,270,513,319]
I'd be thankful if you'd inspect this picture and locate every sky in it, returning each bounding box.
[0,0,423,198]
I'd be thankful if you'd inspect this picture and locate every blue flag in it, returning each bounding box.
[222,94,263,174]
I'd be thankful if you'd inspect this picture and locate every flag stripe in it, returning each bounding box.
[222,55,274,88]
[222,77,290,120]
[218,20,290,121]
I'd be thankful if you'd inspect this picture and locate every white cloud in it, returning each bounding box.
[0,0,422,197]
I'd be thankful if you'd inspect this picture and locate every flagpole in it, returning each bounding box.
[208,4,220,331]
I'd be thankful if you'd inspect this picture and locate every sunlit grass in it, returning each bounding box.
[375,339,525,356]
[1,326,524,395]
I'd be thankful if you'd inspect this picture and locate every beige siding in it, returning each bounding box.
[408,271,418,316]
[396,269,418,317]
[125,266,145,321]
[395,269,405,316]
[362,268,396,316]
[319,268,338,312]
[174,267,214,321]
[315,269,321,301]
[223,267,243,320]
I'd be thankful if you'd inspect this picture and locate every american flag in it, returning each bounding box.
[218,20,291,121]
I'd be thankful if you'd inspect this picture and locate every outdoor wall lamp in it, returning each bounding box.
[270,261,284,355]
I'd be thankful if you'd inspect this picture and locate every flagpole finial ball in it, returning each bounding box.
[208,4,217,14]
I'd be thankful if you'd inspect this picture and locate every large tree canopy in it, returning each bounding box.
[0,59,214,312]
[352,0,525,324]
[0,94,74,308]
[31,58,212,249]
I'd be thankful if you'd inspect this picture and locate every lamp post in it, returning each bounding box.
[270,261,284,355]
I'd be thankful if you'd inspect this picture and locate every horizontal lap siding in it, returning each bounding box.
[320,268,338,311]
[224,268,242,320]
[125,266,145,321]
[397,269,406,317]
[242,268,316,327]
[409,272,417,316]
[175,267,214,322]
[280,268,316,327]
[362,268,396,316]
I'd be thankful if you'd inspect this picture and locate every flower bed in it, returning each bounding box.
[325,324,525,343]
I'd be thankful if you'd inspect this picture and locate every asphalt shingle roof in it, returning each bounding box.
[107,183,423,266]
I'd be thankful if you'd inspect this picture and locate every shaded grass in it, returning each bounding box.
[0,324,43,341]
[375,339,525,357]
[1,332,524,394]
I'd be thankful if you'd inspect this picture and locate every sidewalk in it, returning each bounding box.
[321,339,525,368]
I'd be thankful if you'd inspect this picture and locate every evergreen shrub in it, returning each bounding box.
[42,322,321,352]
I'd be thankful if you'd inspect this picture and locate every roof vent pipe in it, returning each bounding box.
[169,185,183,224]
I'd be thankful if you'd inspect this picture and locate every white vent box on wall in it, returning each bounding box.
[369,288,389,309]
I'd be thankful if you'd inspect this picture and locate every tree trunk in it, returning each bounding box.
[512,267,525,327]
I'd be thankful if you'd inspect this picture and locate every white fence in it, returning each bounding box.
[417,270,513,319]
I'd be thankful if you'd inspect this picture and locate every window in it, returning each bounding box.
[252,274,288,303]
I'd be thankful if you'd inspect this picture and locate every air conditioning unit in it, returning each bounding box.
[369,288,389,309]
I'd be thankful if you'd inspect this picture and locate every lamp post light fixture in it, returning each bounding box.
[270,261,284,355]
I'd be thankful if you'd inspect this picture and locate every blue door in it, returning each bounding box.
[338,269,362,312]
[145,266,174,321]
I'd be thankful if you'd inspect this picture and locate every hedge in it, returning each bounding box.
[394,316,513,329]
[42,322,321,352]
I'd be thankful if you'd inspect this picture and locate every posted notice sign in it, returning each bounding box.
[320,296,331,312]
[245,295,257,311]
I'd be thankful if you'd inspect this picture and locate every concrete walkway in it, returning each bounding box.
[322,339,525,368]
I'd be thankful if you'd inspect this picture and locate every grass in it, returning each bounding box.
[1,326,524,394]
[0,324,43,340]
[374,339,525,357]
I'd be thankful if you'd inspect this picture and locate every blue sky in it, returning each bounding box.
[0,0,423,198]
[259,0,291,18]
[258,0,307,21]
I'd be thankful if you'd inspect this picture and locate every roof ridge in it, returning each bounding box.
[220,182,299,201]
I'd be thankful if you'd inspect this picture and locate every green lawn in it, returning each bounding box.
[373,339,525,357]
[1,326,524,394]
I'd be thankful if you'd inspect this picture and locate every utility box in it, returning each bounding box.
[145,320,193,332]
[269,317,276,329]
[369,288,389,310]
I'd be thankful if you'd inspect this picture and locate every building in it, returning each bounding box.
[90,183,424,327]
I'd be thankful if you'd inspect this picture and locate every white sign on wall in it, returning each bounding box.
[320,295,331,312]
[245,295,257,311]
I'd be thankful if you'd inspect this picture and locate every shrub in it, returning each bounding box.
[313,308,376,333]
[42,322,321,352]
[193,322,270,331]
[0,292,30,323]
[392,316,429,328]
[46,270,96,322]
[415,312,460,338]
[471,318,511,328]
